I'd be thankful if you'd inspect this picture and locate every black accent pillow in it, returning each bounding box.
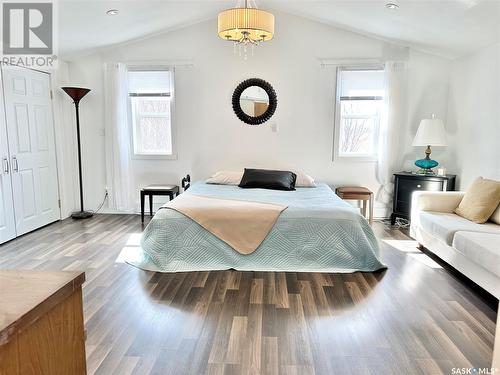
[238,169,297,191]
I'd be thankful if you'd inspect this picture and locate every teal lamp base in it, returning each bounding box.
[415,159,438,175]
[415,145,439,175]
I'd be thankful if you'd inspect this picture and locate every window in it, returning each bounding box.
[334,67,384,160]
[128,69,174,157]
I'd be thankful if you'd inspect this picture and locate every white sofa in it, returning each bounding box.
[411,191,500,299]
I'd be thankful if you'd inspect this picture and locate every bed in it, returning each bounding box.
[128,182,386,273]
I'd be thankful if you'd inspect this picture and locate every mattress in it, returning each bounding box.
[128,182,386,273]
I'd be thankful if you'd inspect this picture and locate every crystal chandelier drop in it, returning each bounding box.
[218,0,275,58]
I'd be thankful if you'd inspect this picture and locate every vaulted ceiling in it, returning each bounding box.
[59,0,500,60]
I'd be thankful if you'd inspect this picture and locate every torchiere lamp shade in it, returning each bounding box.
[61,87,91,103]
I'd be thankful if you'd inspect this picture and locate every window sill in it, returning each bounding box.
[334,156,378,163]
[131,153,178,160]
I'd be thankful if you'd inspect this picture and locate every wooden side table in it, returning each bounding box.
[141,184,180,222]
[335,186,374,224]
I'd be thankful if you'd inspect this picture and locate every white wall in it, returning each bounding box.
[400,49,453,171]
[445,43,500,189]
[64,12,452,217]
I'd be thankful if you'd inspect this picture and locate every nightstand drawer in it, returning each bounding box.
[399,178,444,192]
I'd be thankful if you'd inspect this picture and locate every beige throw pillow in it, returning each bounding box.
[454,177,500,223]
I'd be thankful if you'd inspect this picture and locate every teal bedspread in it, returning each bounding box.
[129,182,386,273]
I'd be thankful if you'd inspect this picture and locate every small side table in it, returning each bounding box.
[335,186,374,224]
[141,185,179,223]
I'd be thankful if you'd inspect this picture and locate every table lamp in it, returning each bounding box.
[412,114,447,175]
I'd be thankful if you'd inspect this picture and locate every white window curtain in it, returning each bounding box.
[376,61,409,205]
[104,63,135,212]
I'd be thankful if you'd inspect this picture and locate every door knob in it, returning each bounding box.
[12,156,18,172]
[2,157,8,174]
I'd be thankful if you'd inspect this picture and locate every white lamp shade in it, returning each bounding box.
[412,118,447,147]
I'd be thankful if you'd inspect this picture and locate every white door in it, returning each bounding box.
[0,69,16,244]
[1,66,60,236]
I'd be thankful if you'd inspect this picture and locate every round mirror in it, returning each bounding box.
[232,78,277,125]
[239,86,269,117]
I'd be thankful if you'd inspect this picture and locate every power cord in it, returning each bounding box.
[380,217,410,229]
[88,191,109,215]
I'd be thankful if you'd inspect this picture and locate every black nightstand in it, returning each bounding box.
[391,172,456,224]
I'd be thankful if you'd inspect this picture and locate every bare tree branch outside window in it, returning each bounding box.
[339,100,380,156]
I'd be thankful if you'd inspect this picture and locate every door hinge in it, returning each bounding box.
[58,199,61,208]
[50,90,53,100]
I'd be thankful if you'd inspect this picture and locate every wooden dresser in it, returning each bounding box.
[391,172,456,224]
[0,270,86,375]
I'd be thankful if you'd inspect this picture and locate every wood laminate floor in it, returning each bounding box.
[0,214,497,375]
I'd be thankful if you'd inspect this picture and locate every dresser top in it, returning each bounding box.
[394,171,456,179]
[0,270,85,345]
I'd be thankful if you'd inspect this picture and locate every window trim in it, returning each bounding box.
[127,66,177,160]
[333,65,384,162]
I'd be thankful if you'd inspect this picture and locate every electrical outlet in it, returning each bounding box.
[270,121,278,132]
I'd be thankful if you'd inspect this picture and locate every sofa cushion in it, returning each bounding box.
[418,211,500,245]
[452,231,500,277]
[454,177,500,223]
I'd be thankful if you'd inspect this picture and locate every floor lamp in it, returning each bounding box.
[62,87,93,219]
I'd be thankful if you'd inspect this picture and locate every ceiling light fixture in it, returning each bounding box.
[385,3,400,10]
[218,0,274,59]
[106,9,119,16]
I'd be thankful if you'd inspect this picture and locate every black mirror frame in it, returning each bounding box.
[232,78,277,125]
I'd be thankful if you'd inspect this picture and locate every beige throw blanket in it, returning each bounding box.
[163,194,287,254]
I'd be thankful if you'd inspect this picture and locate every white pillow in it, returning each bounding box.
[296,173,316,188]
[206,171,243,185]
[206,170,316,187]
